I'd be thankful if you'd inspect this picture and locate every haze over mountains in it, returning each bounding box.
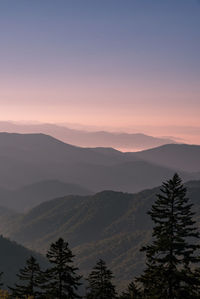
[0,131,199,289]
[0,121,175,151]
[0,180,92,212]
[1,0,199,295]
[0,132,199,201]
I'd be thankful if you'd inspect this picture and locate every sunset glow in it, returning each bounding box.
[0,0,199,144]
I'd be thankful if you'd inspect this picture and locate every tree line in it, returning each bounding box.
[0,173,200,298]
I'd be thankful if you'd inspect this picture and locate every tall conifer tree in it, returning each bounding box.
[9,256,41,298]
[137,173,200,298]
[86,259,117,299]
[42,238,81,299]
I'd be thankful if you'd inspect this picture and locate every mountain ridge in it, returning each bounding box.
[131,143,200,172]
[0,180,92,212]
[0,121,176,151]
[0,132,194,194]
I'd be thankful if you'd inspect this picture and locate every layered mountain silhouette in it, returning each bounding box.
[0,121,175,150]
[0,133,197,198]
[1,180,199,289]
[0,130,199,291]
[0,180,92,212]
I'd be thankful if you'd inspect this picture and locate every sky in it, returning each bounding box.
[0,0,200,143]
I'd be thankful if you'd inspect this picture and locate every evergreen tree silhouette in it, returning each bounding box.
[42,238,81,299]
[9,255,41,298]
[86,259,116,299]
[137,173,200,298]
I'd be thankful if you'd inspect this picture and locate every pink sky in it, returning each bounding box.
[0,75,199,141]
[0,1,199,145]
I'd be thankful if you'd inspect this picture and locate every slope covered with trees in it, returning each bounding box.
[0,175,200,298]
[1,180,200,290]
[0,235,47,288]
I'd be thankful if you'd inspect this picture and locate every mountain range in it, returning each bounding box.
[0,131,199,289]
[0,121,175,151]
[0,133,199,200]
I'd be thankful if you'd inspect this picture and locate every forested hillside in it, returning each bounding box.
[0,235,47,287]
[1,180,199,289]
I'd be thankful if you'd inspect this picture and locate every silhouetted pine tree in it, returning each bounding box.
[41,238,81,299]
[9,255,41,298]
[137,173,200,298]
[120,281,141,299]
[86,259,117,299]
